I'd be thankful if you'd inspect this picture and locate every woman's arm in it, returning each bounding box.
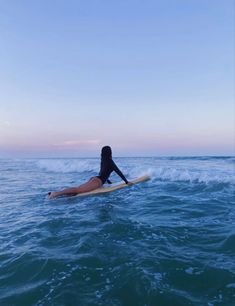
[112,161,129,184]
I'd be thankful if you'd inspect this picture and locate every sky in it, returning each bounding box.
[0,0,234,157]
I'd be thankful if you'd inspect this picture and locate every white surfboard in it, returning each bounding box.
[76,175,150,197]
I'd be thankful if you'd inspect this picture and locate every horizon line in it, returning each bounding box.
[0,155,234,159]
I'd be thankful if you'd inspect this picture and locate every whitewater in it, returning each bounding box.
[0,157,234,306]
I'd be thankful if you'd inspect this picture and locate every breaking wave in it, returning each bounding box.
[36,158,235,185]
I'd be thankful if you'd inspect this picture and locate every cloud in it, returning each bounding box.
[53,139,100,146]
[0,120,11,127]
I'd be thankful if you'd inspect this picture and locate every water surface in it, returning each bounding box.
[0,157,235,305]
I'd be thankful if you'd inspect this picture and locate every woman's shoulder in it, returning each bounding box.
[103,158,114,166]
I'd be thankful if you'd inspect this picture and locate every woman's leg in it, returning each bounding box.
[48,177,102,199]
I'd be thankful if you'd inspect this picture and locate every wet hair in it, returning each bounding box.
[101,146,112,161]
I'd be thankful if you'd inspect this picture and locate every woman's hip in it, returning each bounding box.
[89,176,103,186]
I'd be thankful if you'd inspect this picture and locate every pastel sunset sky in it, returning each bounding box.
[0,0,234,157]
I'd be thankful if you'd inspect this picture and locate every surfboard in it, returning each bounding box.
[76,175,150,197]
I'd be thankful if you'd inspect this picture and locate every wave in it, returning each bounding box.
[36,159,99,173]
[36,158,235,185]
[149,167,235,185]
[128,166,235,185]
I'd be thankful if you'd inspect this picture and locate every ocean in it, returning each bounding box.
[0,157,235,306]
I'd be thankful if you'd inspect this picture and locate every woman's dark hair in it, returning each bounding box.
[101,146,112,160]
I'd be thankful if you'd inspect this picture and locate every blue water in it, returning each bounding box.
[0,157,235,306]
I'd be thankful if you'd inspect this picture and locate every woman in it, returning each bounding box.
[48,146,130,199]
